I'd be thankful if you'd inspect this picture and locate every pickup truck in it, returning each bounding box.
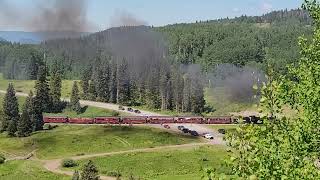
[203,133,214,139]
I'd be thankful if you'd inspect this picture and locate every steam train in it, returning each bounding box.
[43,116,233,125]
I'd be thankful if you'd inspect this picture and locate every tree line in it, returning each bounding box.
[0,60,83,136]
[157,9,312,75]
[79,56,205,114]
[0,9,313,81]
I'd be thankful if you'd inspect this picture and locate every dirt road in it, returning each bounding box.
[147,124,226,145]
[0,90,163,116]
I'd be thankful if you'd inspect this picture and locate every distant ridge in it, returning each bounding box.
[0,31,90,44]
[0,8,311,44]
[0,36,7,42]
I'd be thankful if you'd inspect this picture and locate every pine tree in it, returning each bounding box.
[72,170,80,180]
[88,80,97,101]
[17,95,33,137]
[34,65,51,113]
[24,91,37,131]
[7,120,17,137]
[190,75,205,114]
[160,71,169,110]
[116,58,130,105]
[171,68,184,112]
[2,83,19,136]
[70,81,82,114]
[80,67,91,100]
[166,79,174,110]
[0,108,4,132]
[182,75,192,112]
[96,62,110,102]
[145,69,161,109]
[80,160,100,180]
[49,60,62,112]
[31,111,43,132]
[27,52,42,80]
[109,59,118,103]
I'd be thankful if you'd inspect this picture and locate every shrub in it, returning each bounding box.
[44,124,59,130]
[62,159,78,167]
[111,111,120,117]
[201,157,209,161]
[0,154,5,164]
[107,171,122,177]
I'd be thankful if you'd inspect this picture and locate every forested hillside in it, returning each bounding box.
[0,8,313,113]
[0,9,312,79]
[0,42,43,79]
[157,9,312,74]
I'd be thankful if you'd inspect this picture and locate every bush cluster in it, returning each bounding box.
[107,171,122,177]
[62,159,78,167]
[0,154,5,164]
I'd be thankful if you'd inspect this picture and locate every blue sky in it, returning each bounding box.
[1,0,304,31]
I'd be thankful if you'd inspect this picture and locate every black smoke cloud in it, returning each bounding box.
[0,0,95,32]
[208,64,266,103]
[109,10,148,28]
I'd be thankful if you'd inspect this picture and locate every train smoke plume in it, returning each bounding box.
[208,64,266,103]
[0,0,95,32]
[110,10,147,27]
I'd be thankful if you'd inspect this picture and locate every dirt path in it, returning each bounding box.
[5,149,37,161]
[40,142,211,179]
[0,90,163,116]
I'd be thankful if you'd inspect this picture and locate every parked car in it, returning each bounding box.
[218,129,226,134]
[127,107,134,112]
[203,133,214,139]
[177,126,185,130]
[190,131,199,136]
[163,124,170,129]
[118,106,125,110]
[134,110,141,114]
[182,128,190,133]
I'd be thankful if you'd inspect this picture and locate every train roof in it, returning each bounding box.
[121,116,148,118]
[44,116,67,118]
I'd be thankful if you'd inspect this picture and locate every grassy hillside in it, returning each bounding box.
[0,160,69,180]
[0,93,127,118]
[0,73,74,97]
[0,125,200,159]
[66,145,231,180]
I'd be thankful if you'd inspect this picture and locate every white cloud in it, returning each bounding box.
[261,1,273,13]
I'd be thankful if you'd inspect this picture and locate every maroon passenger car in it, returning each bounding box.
[148,116,175,124]
[206,117,232,124]
[68,118,95,124]
[94,117,120,124]
[176,117,204,124]
[121,116,147,124]
[43,117,68,123]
